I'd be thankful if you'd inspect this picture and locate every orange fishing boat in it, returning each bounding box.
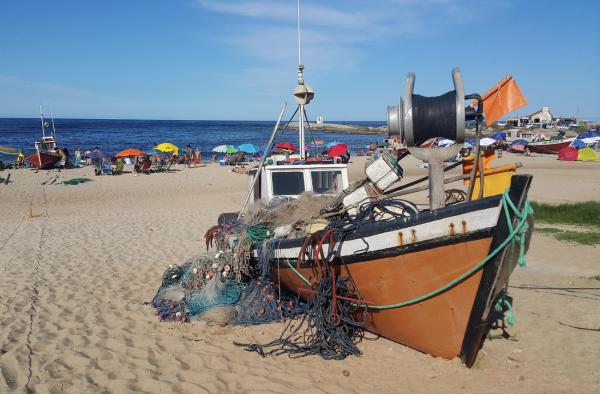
[242,65,533,366]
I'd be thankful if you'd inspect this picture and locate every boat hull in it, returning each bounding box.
[264,175,533,365]
[527,138,574,154]
[25,151,61,169]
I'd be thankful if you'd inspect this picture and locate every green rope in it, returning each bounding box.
[282,189,532,311]
[285,260,312,286]
[246,223,273,243]
[494,296,515,325]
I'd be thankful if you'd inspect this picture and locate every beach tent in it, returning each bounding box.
[577,147,598,161]
[570,139,586,148]
[490,132,507,141]
[155,142,179,155]
[238,143,259,154]
[115,148,145,158]
[212,145,238,153]
[558,147,578,161]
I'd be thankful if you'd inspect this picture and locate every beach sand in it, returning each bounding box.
[1,153,599,393]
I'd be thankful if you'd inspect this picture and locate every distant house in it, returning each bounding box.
[507,116,530,127]
[528,106,554,125]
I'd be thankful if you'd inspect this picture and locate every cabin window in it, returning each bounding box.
[272,171,305,196]
[311,170,343,194]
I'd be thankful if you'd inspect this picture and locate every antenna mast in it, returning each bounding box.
[50,110,57,138]
[292,0,314,160]
[39,105,46,138]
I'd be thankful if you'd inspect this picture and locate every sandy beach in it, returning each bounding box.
[1,153,599,393]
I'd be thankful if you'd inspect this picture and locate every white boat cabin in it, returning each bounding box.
[248,161,349,205]
[35,136,58,153]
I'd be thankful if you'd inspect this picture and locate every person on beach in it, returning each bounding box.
[75,147,82,166]
[16,149,25,168]
[194,148,201,166]
[187,145,193,168]
[211,153,217,162]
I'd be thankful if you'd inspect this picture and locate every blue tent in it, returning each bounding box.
[238,143,260,154]
[570,139,586,148]
[512,139,530,145]
[491,132,507,141]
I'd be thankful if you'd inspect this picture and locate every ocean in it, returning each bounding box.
[0,118,385,161]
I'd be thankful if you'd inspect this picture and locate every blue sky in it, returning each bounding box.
[0,0,598,120]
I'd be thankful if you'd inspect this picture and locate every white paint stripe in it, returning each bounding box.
[268,203,502,259]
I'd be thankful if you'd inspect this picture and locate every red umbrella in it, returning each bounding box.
[327,143,349,157]
[115,148,145,158]
[275,142,298,152]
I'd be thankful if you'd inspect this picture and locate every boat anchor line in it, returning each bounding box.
[284,190,532,310]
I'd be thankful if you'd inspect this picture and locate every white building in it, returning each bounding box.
[528,106,554,125]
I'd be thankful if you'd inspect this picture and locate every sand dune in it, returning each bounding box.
[0,153,598,393]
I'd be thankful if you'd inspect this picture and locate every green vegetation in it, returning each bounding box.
[590,275,600,281]
[531,201,600,227]
[536,227,600,246]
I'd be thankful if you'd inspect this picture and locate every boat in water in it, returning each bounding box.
[25,108,62,169]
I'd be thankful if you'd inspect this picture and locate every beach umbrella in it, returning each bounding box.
[238,143,259,154]
[212,144,238,153]
[558,147,578,161]
[115,148,145,158]
[570,139,586,148]
[512,139,530,146]
[327,143,349,157]
[577,132,596,139]
[463,141,474,148]
[89,150,108,159]
[581,137,599,145]
[479,138,497,147]
[154,142,179,155]
[325,141,342,148]
[491,132,507,141]
[275,142,298,152]
[0,146,18,155]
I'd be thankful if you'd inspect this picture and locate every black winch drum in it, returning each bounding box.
[387,68,467,162]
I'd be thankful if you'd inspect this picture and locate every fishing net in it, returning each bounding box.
[152,254,305,326]
[62,177,93,185]
[232,279,306,326]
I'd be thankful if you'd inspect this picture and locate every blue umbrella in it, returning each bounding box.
[491,132,507,141]
[238,143,259,154]
[89,150,108,159]
[326,141,342,148]
[570,139,586,148]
